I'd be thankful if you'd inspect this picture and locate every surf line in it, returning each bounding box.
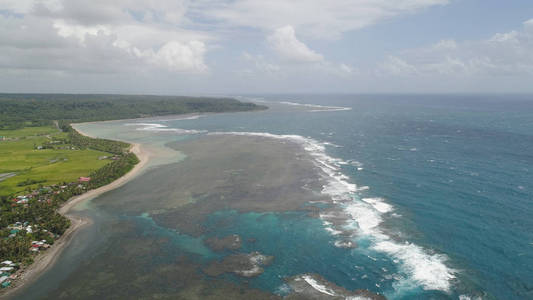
[208,131,457,294]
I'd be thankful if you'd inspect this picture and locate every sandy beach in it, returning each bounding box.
[1,127,150,298]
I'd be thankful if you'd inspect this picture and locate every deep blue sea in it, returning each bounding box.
[158,94,533,299]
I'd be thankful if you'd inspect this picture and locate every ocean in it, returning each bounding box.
[14,94,533,299]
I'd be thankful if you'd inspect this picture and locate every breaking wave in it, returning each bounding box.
[125,123,206,134]
[154,115,203,122]
[208,131,456,294]
[301,275,337,296]
[233,95,351,112]
[279,101,352,112]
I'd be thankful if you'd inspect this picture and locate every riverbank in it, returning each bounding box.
[1,127,150,298]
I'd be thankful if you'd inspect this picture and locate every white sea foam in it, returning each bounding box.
[274,283,292,296]
[343,159,364,168]
[301,275,337,296]
[155,115,203,122]
[208,130,456,293]
[235,265,262,277]
[126,122,167,128]
[345,197,455,292]
[279,101,352,112]
[374,241,455,292]
[324,227,343,235]
[125,123,206,134]
[235,96,351,112]
[362,198,394,214]
[459,295,482,300]
[334,240,355,248]
[323,141,342,148]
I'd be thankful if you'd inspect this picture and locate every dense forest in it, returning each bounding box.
[61,123,130,154]
[0,94,266,129]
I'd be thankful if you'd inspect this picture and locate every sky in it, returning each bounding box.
[1,0,533,95]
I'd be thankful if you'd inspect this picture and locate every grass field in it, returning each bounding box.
[0,126,112,196]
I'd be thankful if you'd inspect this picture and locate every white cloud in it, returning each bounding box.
[193,0,449,39]
[241,51,355,80]
[242,26,354,77]
[340,63,353,74]
[489,31,520,44]
[267,25,323,63]
[433,39,457,50]
[379,56,418,76]
[243,52,281,73]
[34,0,190,25]
[53,19,112,44]
[146,41,208,73]
[11,0,533,93]
[0,0,209,74]
[0,0,450,83]
[378,19,533,77]
[1,0,35,14]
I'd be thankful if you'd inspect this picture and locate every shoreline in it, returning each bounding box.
[63,109,265,127]
[2,126,150,298]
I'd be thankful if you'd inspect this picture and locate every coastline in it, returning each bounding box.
[1,126,150,297]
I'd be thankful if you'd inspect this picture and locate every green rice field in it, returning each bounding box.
[0,126,111,196]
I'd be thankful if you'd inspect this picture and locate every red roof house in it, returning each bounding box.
[79,177,91,182]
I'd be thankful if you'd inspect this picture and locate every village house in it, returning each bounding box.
[79,176,91,182]
[0,261,18,288]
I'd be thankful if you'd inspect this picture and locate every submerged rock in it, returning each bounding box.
[204,234,242,252]
[285,273,386,300]
[203,251,274,278]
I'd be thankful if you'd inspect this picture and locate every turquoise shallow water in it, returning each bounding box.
[202,210,399,296]
[14,94,533,299]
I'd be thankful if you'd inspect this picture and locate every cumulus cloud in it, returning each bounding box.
[146,41,208,73]
[241,52,355,80]
[15,0,532,93]
[267,25,323,63]
[34,0,189,25]
[234,25,353,79]
[193,0,449,39]
[0,0,209,74]
[378,19,533,77]
[53,19,112,44]
[0,0,452,84]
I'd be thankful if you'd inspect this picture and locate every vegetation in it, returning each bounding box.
[0,126,111,197]
[0,94,262,195]
[0,94,266,130]
[0,126,139,269]
[61,124,130,155]
[16,179,47,187]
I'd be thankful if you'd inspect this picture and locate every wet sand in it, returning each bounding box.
[1,128,151,298]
